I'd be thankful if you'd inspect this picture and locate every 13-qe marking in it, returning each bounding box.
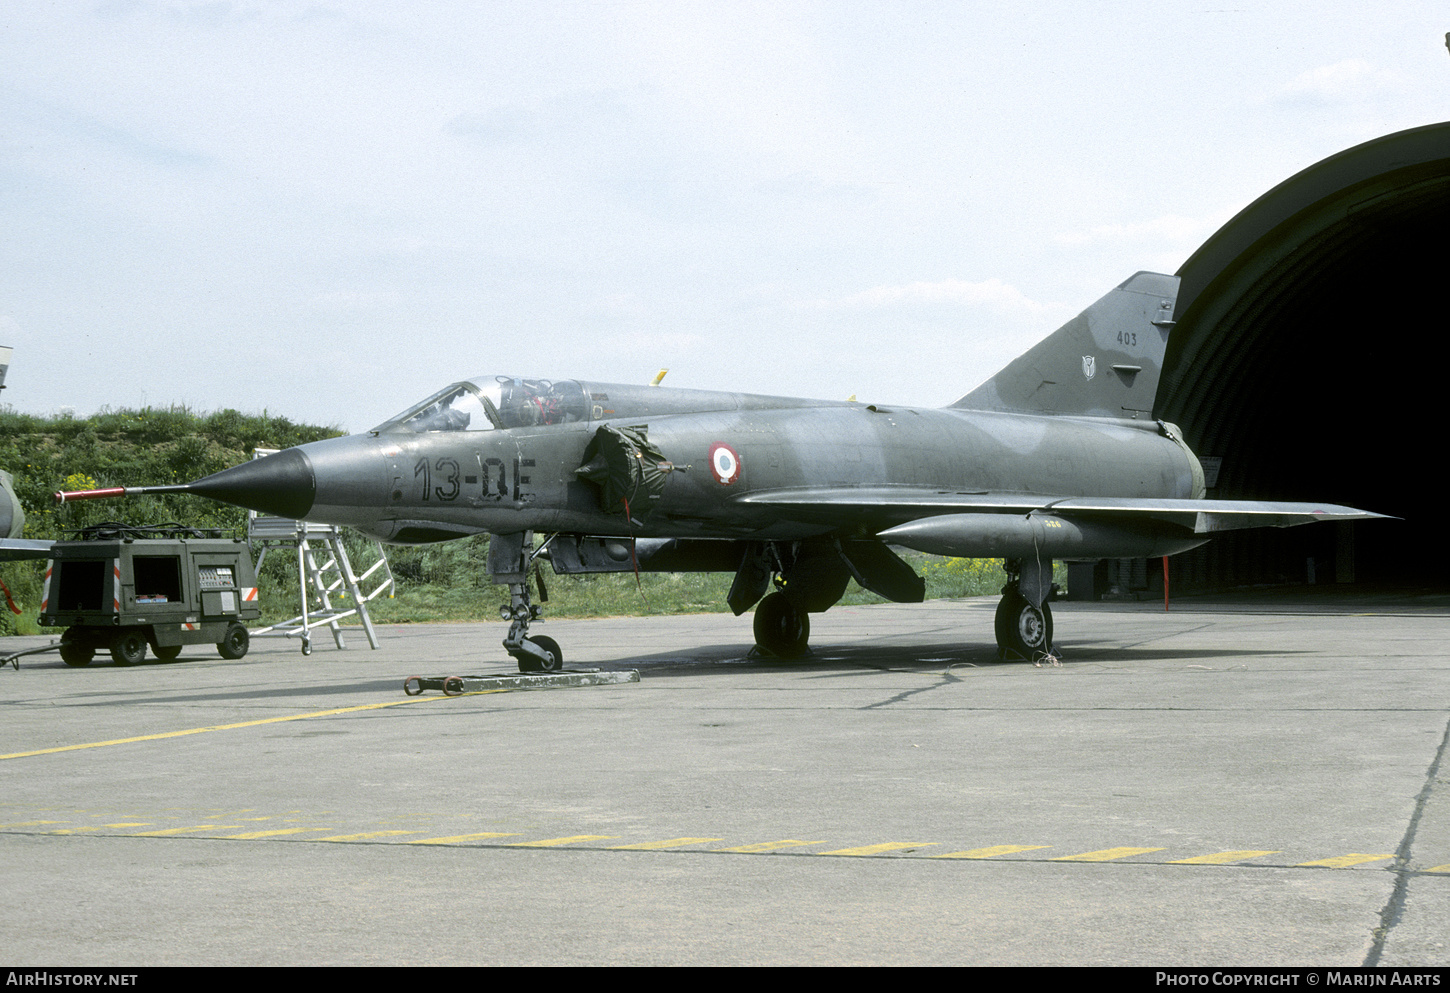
[434,459,460,501]
[415,456,533,502]
[480,457,508,500]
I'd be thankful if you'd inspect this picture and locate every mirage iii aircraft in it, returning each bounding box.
[1,346,59,563]
[58,273,1382,670]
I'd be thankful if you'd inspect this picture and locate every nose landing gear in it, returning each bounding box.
[491,531,564,673]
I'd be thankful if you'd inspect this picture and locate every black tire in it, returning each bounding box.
[753,591,810,658]
[60,629,93,666]
[59,644,93,667]
[217,624,249,660]
[514,635,562,674]
[110,630,147,667]
[995,591,1053,660]
[151,644,183,661]
[531,635,563,673]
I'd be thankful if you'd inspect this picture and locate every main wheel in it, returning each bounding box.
[217,623,249,660]
[110,630,147,667]
[995,591,1053,660]
[753,592,810,658]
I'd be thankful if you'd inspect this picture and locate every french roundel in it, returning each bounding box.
[709,443,741,485]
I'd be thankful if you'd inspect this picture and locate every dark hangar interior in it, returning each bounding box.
[1157,122,1450,591]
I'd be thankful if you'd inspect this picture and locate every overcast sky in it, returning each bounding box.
[2,1,1447,433]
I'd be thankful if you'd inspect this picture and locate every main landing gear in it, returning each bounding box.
[995,557,1057,664]
[752,591,810,658]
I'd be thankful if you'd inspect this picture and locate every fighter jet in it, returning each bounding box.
[57,273,1383,669]
[1,346,59,562]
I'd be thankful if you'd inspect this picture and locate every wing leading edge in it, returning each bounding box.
[0,538,55,562]
[738,488,1387,561]
[739,488,1384,530]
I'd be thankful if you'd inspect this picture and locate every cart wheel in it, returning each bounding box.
[59,644,93,667]
[151,644,183,661]
[110,630,148,667]
[59,630,93,667]
[217,623,250,660]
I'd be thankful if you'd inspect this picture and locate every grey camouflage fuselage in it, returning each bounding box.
[58,272,1383,665]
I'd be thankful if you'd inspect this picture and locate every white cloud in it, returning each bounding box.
[808,278,1068,318]
[308,290,401,311]
[1274,59,1407,108]
[1052,213,1226,248]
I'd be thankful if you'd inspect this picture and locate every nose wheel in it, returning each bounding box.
[495,533,565,673]
[502,586,562,673]
[515,634,563,673]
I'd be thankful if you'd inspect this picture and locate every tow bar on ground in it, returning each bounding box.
[2,643,59,670]
[403,669,640,696]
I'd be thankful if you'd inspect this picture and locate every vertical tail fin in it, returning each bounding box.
[952,271,1179,418]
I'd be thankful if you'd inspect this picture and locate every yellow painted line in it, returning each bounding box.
[818,842,937,857]
[609,837,723,850]
[1052,847,1166,862]
[1296,853,1395,868]
[1171,850,1280,865]
[713,839,829,853]
[933,845,1051,859]
[46,827,100,834]
[317,830,422,842]
[509,835,618,848]
[409,833,521,845]
[0,821,67,828]
[103,822,152,828]
[0,689,512,761]
[1424,864,1450,873]
[220,827,333,840]
[130,825,241,837]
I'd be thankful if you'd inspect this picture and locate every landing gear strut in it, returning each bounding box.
[995,557,1056,663]
[491,531,563,674]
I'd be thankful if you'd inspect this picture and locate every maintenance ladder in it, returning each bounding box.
[245,451,394,655]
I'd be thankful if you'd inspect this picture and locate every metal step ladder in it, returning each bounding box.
[244,450,394,655]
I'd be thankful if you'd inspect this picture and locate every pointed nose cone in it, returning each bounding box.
[186,446,316,519]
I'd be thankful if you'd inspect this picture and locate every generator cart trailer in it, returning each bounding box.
[38,524,260,666]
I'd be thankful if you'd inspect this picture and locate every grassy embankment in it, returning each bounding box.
[0,405,1038,635]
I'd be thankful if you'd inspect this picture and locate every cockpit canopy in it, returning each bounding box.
[373,376,590,434]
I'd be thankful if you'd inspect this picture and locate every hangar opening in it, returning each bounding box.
[1155,123,1450,590]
